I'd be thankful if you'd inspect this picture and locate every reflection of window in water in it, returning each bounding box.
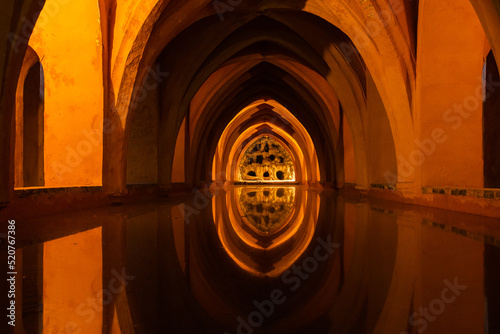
[238,187,295,234]
[238,136,295,182]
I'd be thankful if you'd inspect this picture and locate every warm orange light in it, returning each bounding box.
[237,136,296,183]
[211,99,321,185]
[28,0,104,187]
[43,228,103,333]
[212,186,319,277]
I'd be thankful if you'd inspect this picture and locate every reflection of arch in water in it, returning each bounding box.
[212,186,320,277]
[237,187,296,235]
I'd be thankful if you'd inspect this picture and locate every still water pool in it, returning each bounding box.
[8,186,500,334]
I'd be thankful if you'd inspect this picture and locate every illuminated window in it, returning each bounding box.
[238,136,295,182]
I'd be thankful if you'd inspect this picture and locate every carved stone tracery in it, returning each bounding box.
[238,136,295,182]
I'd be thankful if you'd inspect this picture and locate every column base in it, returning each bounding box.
[395,181,416,194]
[108,192,127,205]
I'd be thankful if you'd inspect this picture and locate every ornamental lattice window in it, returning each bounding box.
[238,136,295,182]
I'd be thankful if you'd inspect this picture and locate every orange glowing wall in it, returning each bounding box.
[28,0,103,187]
[43,228,103,333]
[172,117,186,183]
[365,74,397,185]
[343,115,356,185]
[111,0,158,88]
[126,83,159,184]
[417,0,485,188]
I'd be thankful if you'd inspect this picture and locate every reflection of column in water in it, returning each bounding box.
[21,244,43,333]
[485,243,500,333]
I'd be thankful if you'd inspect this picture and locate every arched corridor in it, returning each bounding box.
[1,0,500,333]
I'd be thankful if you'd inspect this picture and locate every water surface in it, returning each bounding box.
[6,186,500,334]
